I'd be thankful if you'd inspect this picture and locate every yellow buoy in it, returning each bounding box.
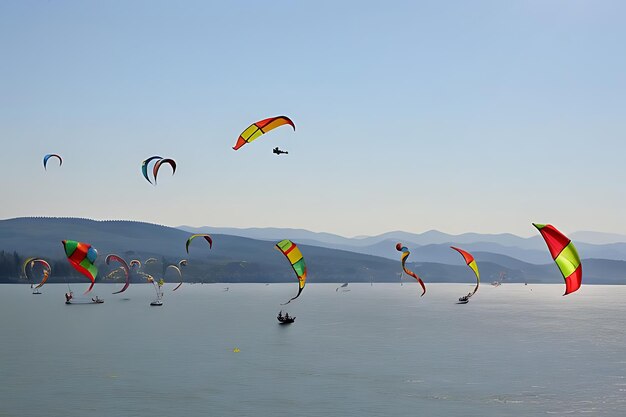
[233,347,240,353]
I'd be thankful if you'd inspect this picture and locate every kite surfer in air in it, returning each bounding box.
[273,147,288,155]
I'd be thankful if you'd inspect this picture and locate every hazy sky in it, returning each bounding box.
[1,1,625,237]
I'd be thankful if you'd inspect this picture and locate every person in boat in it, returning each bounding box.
[284,312,290,320]
[277,311,283,320]
[459,293,472,302]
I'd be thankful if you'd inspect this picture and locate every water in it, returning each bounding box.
[1,283,625,417]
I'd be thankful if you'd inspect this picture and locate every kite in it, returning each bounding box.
[22,257,36,281]
[395,243,426,296]
[232,116,295,151]
[172,260,187,291]
[153,158,176,184]
[275,239,306,305]
[186,234,213,253]
[105,254,131,294]
[43,154,62,170]
[141,156,162,184]
[32,259,51,289]
[23,258,51,289]
[166,265,183,291]
[62,240,98,294]
[39,269,50,289]
[451,246,480,299]
[145,258,158,264]
[533,223,582,295]
[130,259,141,269]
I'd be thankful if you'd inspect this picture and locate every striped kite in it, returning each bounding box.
[62,240,98,294]
[533,223,582,295]
[232,116,295,151]
[276,239,306,305]
[395,243,426,296]
[451,246,480,298]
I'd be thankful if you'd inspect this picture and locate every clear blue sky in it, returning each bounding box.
[1,1,625,236]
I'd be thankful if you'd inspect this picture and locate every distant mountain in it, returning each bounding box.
[178,225,357,246]
[178,225,626,264]
[570,231,626,245]
[178,226,543,249]
[1,217,624,286]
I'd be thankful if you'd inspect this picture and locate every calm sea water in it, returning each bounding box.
[1,283,625,417]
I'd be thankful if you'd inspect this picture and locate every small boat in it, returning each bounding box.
[457,295,471,304]
[32,289,42,295]
[150,300,163,306]
[277,311,295,324]
[65,298,104,305]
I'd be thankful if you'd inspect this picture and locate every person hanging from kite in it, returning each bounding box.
[273,147,288,155]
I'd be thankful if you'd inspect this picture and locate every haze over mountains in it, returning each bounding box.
[1,217,625,285]
[180,225,626,264]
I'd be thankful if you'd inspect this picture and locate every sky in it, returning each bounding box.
[1,0,625,237]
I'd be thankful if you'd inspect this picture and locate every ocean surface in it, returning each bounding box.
[1,283,625,417]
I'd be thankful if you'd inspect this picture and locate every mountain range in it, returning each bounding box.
[0,217,625,285]
[179,225,626,264]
